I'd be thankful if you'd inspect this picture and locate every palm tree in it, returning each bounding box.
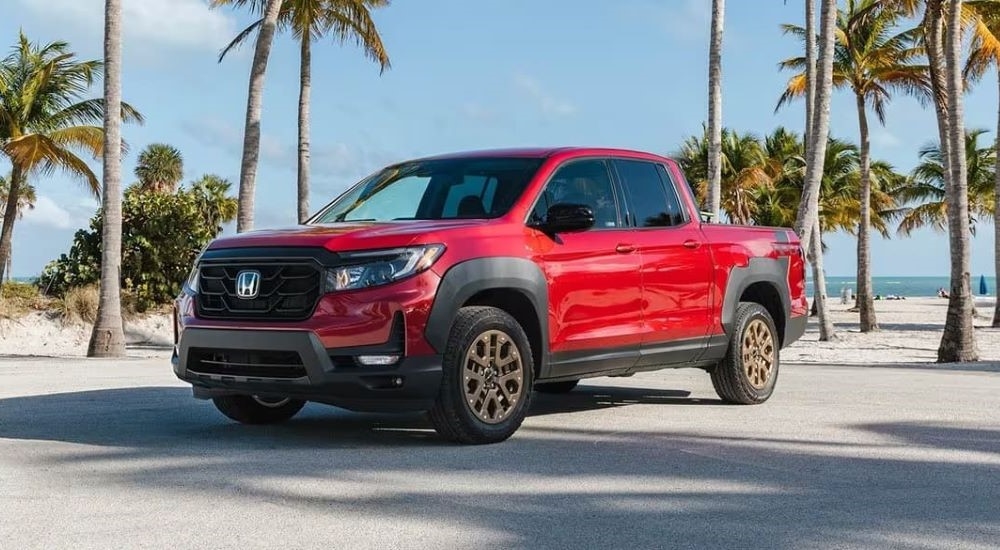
[209,0,283,232]
[963,5,1000,327]
[189,174,239,233]
[0,176,36,219]
[801,0,839,341]
[706,0,725,222]
[895,129,996,235]
[779,0,931,332]
[216,0,391,224]
[0,175,35,282]
[678,128,770,225]
[0,31,142,291]
[89,0,127,358]
[794,0,840,261]
[135,143,184,193]
[885,0,989,360]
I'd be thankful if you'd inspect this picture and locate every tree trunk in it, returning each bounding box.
[938,0,979,362]
[297,36,312,224]
[88,0,126,358]
[811,219,836,340]
[802,0,835,341]
[805,0,816,144]
[992,68,1000,328]
[854,93,878,332]
[706,0,724,221]
[236,0,283,233]
[0,165,23,291]
[794,0,837,256]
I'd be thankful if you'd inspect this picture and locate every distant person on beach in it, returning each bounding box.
[937,287,949,298]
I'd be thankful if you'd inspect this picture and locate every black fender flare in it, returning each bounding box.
[424,257,550,369]
[721,256,792,344]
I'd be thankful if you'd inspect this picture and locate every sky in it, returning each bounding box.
[2,0,997,278]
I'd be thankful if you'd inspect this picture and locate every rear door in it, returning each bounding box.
[612,158,714,366]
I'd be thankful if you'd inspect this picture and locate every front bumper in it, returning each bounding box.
[173,327,443,412]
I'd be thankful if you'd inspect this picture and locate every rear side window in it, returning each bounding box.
[614,159,687,228]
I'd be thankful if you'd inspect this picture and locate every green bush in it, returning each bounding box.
[41,175,237,311]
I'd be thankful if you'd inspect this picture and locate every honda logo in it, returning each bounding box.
[235,270,261,300]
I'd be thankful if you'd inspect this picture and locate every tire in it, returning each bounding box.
[212,395,306,425]
[535,380,579,394]
[428,306,534,444]
[711,302,780,405]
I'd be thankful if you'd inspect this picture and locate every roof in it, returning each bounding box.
[408,146,671,163]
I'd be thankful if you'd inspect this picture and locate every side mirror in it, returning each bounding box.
[535,203,595,233]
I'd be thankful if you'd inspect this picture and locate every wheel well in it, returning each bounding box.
[739,282,786,345]
[464,289,543,376]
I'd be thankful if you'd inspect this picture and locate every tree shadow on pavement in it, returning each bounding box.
[1,386,999,548]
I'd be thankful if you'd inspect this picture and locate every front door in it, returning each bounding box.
[612,158,714,366]
[526,158,643,378]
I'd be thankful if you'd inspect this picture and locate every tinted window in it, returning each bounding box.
[615,160,686,227]
[530,159,620,228]
[312,158,543,223]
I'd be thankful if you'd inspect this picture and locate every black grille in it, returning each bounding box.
[196,262,321,321]
[188,348,307,379]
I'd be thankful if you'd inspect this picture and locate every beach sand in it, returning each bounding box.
[0,312,173,358]
[1,298,997,364]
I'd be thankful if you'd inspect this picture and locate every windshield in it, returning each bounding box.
[311,157,544,223]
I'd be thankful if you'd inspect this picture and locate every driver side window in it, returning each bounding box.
[530,159,621,228]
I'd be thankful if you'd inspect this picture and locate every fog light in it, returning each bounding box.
[356,355,401,366]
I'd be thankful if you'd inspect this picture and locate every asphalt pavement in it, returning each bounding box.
[1,355,998,549]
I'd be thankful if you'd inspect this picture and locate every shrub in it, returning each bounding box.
[40,175,237,311]
[58,285,99,324]
[0,280,50,318]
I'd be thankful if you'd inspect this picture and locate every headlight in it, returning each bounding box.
[184,264,199,293]
[324,245,445,292]
[184,244,209,294]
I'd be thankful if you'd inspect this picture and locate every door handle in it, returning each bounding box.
[615,243,635,254]
[683,239,701,249]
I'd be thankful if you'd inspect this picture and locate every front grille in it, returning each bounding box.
[196,262,321,321]
[188,348,307,379]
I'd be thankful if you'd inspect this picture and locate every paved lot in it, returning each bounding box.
[1,355,999,549]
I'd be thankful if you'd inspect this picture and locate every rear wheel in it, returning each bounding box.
[535,380,579,394]
[711,302,779,404]
[428,306,533,444]
[212,395,306,424]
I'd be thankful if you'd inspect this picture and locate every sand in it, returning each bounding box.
[0,298,997,365]
[784,296,1000,365]
[0,311,173,358]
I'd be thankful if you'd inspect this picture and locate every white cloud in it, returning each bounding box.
[460,102,497,122]
[872,130,902,148]
[15,0,237,52]
[21,196,77,230]
[513,74,577,117]
[181,117,402,179]
[620,0,710,43]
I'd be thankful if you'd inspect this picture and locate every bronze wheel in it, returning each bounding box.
[463,329,525,424]
[710,301,780,405]
[741,319,775,389]
[429,306,534,444]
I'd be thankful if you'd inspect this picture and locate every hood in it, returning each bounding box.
[208,219,491,251]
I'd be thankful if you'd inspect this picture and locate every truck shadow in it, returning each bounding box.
[0,384,711,450]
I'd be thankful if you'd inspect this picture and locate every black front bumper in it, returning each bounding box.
[173,328,443,412]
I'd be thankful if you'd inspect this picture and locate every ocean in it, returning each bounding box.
[808,276,997,298]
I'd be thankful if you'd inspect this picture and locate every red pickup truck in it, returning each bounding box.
[173,147,808,444]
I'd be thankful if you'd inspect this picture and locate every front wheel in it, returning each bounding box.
[428,306,534,444]
[710,302,780,404]
[212,395,306,424]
